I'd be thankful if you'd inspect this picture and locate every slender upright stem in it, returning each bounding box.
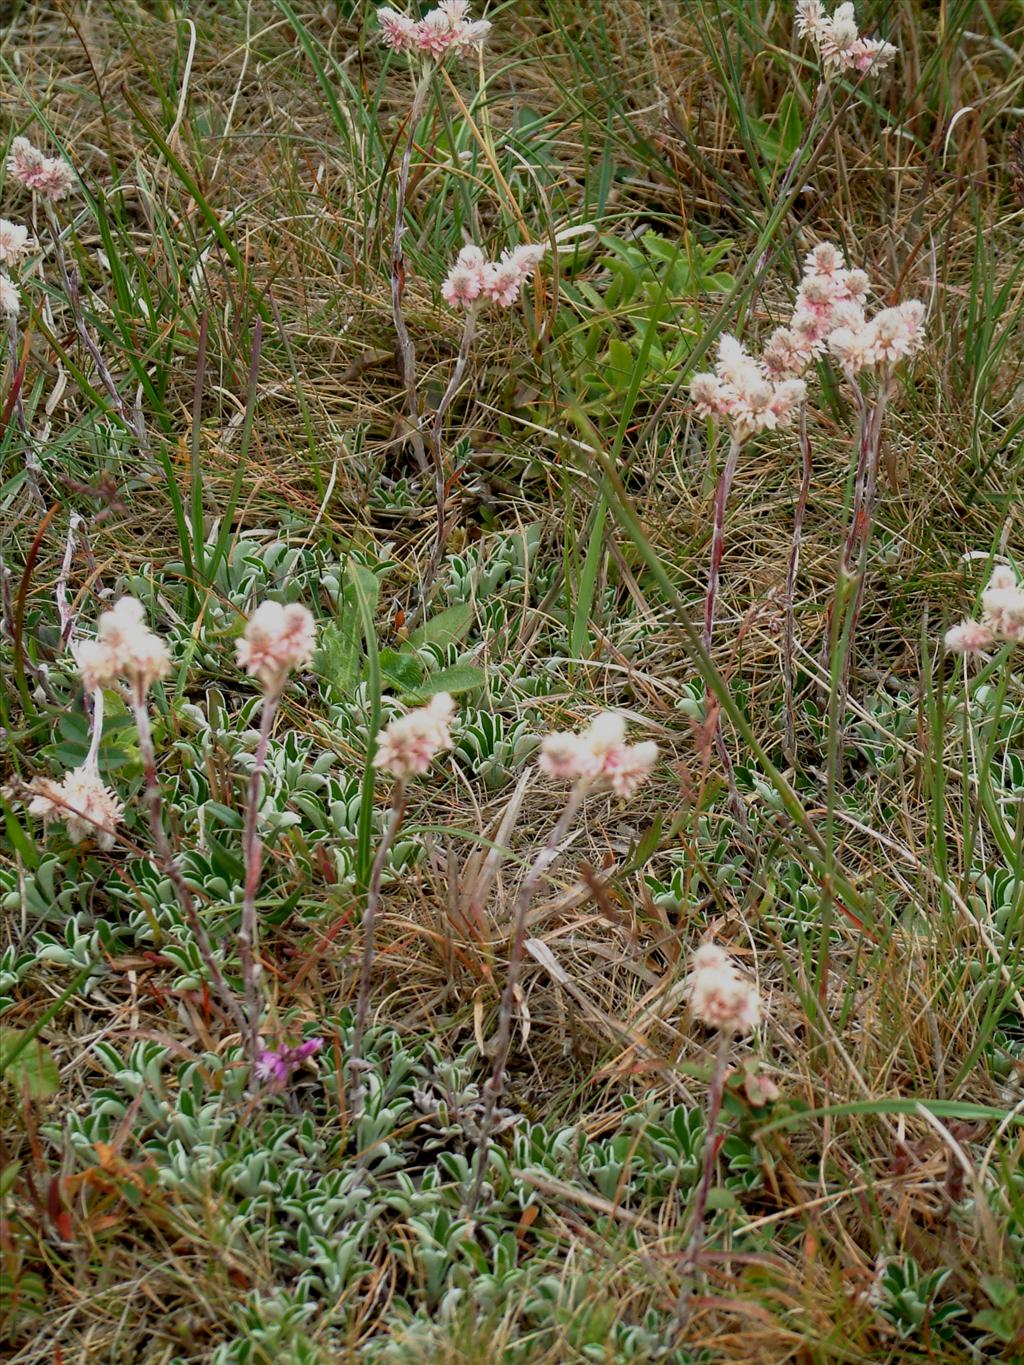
[410,306,479,627]
[702,433,748,826]
[6,315,26,436]
[675,1029,731,1330]
[239,691,280,1066]
[703,434,742,652]
[465,780,588,1216]
[45,205,142,441]
[350,779,408,1123]
[783,405,812,757]
[130,690,246,1038]
[84,688,104,771]
[391,68,432,475]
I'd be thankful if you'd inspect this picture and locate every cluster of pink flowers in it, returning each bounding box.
[27,764,123,850]
[945,564,1024,654]
[692,243,926,430]
[236,601,317,696]
[254,1037,324,1090]
[377,1,490,60]
[689,944,762,1034]
[6,135,75,201]
[538,712,658,799]
[74,596,171,697]
[690,334,807,443]
[0,274,18,319]
[441,242,546,311]
[0,218,31,320]
[796,0,897,76]
[827,297,926,376]
[374,692,456,778]
[759,242,870,380]
[762,241,925,381]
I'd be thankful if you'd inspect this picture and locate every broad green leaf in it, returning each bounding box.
[1,1033,60,1100]
[379,648,424,693]
[409,664,486,698]
[408,602,472,649]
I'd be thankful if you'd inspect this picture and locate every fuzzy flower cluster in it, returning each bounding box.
[236,601,317,695]
[6,135,75,201]
[690,334,807,443]
[538,712,658,799]
[945,565,1024,655]
[759,241,870,380]
[254,1037,323,1090]
[377,1,490,60]
[441,242,546,311]
[689,944,761,1034]
[374,693,456,778]
[74,596,171,696]
[796,0,897,76]
[27,765,123,850]
[0,218,31,320]
[762,241,925,381]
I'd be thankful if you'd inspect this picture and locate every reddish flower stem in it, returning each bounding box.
[349,779,408,1124]
[465,779,588,1216]
[238,691,280,1068]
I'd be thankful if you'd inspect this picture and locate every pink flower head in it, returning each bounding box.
[761,327,810,380]
[539,711,657,798]
[827,318,876,373]
[847,35,897,72]
[867,305,918,365]
[981,565,1024,641]
[255,1036,324,1090]
[768,378,807,424]
[944,620,993,654]
[441,243,488,308]
[481,245,543,307]
[799,1,897,78]
[538,731,589,780]
[714,333,755,387]
[795,0,829,39]
[377,6,419,51]
[0,274,19,319]
[27,765,123,850]
[803,241,846,279]
[74,596,170,696]
[0,219,31,265]
[796,273,839,322]
[689,943,761,1034]
[834,268,869,305]
[6,136,75,200]
[373,692,455,778]
[411,2,490,59]
[236,601,317,694]
[690,371,733,418]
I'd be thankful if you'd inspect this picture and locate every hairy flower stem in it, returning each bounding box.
[702,434,748,827]
[350,779,409,1125]
[410,306,478,627]
[703,434,742,654]
[783,406,812,758]
[675,1029,731,1331]
[465,780,588,1217]
[239,691,280,1068]
[44,205,142,443]
[130,692,246,1038]
[391,69,433,476]
[836,379,893,702]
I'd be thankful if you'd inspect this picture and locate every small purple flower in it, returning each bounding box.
[254,1037,324,1090]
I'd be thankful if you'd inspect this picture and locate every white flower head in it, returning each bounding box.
[689,943,761,1033]
[373,693,456,778]
[236,601,316,694]
[28,765,123,849]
